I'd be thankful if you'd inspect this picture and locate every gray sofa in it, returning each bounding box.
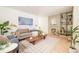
[15,29,32,40]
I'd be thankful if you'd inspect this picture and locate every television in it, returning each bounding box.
[18,17,33,25]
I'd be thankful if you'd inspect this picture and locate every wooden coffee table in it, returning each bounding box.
[27,35,47,44]
[27,36,39,44]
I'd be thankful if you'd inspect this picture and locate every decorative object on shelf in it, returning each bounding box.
[60,27,66,35]
[69,25,79,53]
[67,15,72,25]
[0,21,10,35]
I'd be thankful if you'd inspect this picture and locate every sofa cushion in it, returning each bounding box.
[7,35,19,43]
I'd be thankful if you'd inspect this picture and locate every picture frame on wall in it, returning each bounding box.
[18,17,33,25]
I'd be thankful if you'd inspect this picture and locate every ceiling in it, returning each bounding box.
[7,6,73,16]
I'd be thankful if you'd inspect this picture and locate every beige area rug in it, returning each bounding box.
[19,35,70,53]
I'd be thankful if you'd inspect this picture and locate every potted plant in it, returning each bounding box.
[69,25,79,53]
[0,21,10,35]
[0,40,9,50]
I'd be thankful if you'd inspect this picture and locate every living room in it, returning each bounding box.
[0,6,79,53]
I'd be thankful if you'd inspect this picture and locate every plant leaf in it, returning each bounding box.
[73,25,79,33]
[73,34,78,41]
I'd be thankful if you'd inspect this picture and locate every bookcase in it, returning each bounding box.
[60,11,73,36]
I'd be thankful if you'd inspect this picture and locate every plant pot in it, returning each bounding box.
[69,47,77,53]
[75,42,79,52]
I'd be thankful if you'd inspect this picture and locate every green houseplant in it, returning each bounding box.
[69,25,79,52]
[0,21,10,35]
[0,40,8,50]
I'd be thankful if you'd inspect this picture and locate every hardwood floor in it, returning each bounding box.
[19,34,70,53]
[48,34,70,53]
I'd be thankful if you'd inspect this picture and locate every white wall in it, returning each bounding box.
[73,7,79,27]
[38,16,48,34]
[0,7,48,33]
[73,6,79,41]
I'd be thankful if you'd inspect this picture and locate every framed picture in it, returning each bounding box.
[18,17,33,25]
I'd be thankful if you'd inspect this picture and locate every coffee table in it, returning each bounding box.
[27,34,47,44]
